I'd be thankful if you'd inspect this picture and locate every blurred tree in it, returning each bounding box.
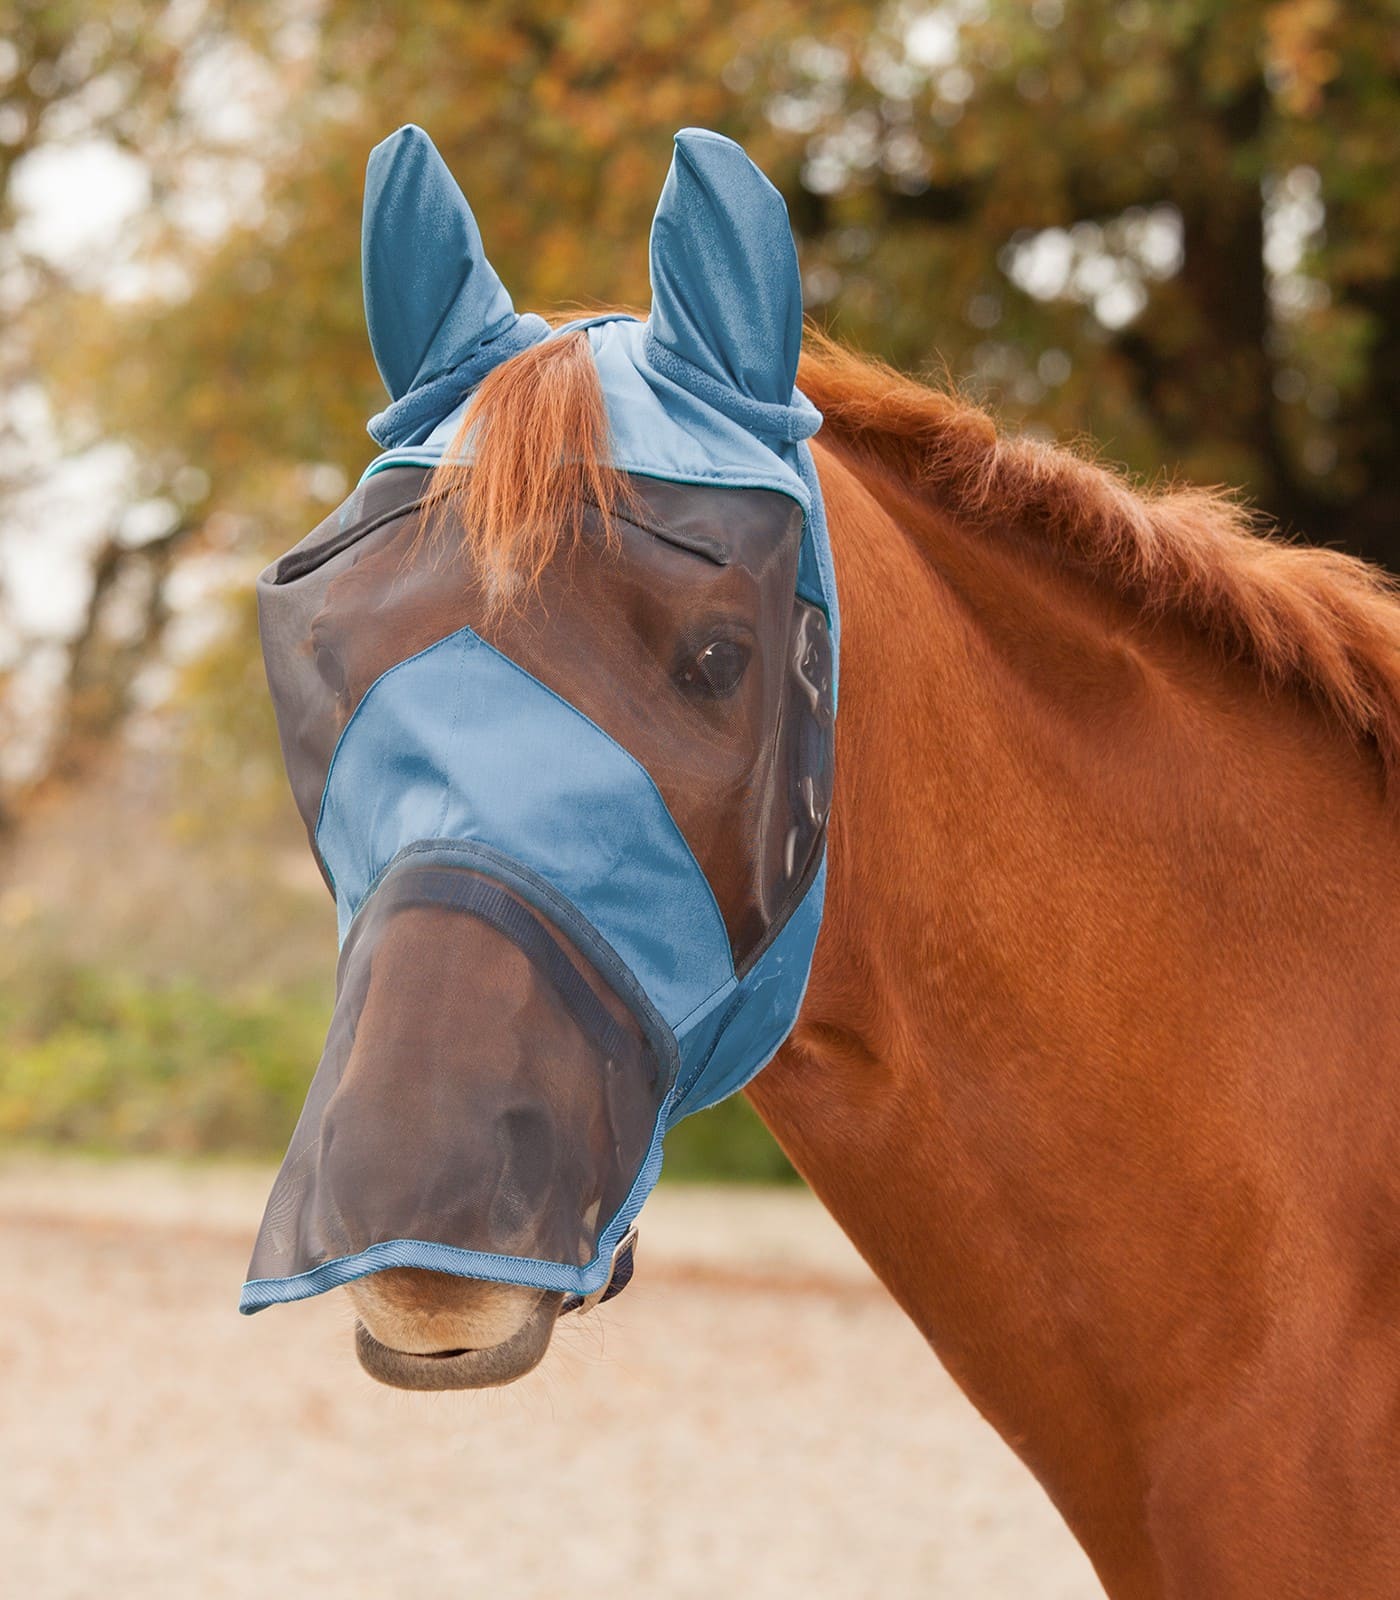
[8,0,1400,826]
[781,0,1400,564]
[0,0,288,824]
[28,0,861,826]
[3,0,1396,1175]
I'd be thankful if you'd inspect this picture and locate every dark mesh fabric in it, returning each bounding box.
[257,466,435,840]
[246,859,665,1282]
[257,468,834,968]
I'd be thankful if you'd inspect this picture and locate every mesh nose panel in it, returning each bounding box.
[245,859,667,1290]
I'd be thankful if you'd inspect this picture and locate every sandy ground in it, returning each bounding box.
[0,1154,1103,1599]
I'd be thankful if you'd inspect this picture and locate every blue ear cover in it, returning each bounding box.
[362,124,522,400]
[646,129,804,408]
[361,126,550,449]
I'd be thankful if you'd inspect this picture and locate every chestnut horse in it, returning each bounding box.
[349,325,1400,1599]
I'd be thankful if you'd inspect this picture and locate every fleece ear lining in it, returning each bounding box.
[642,331,821,447]
[367,314,550,450]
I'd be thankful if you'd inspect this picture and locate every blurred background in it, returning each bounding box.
[0,4,1394,1596]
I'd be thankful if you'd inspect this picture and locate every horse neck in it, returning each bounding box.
[747,439,1400,1598]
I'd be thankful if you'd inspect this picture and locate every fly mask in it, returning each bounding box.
[241,126,838,1315]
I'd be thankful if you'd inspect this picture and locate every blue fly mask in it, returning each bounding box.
[241,126,838,1315]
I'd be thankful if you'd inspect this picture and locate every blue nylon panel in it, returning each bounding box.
[315,625,734,1033]
[671,859,828,1120]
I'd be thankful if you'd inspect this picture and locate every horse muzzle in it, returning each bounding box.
[240,854,667,1323]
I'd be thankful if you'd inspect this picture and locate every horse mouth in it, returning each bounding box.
[353,1296,561,1390]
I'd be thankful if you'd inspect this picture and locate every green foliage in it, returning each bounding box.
[0,965,328,1156]
[663,1095,800,1184]
[0,961,799,1181]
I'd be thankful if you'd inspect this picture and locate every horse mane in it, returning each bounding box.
[425,315,1400,776]
[797,328,1400,780]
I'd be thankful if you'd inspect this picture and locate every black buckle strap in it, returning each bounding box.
[559,1226,639,1317]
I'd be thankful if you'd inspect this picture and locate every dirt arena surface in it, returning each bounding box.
[0,1154,1103,1599]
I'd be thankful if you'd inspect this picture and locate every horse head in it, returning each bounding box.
[242,126,836,1389]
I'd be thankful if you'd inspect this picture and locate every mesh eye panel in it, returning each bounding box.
[257,468,834,967]
[256,467,435,839]
[245,859,666,1285]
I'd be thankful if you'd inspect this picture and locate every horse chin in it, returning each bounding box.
[345,1270,563,1390]
[353,1296,561,1391]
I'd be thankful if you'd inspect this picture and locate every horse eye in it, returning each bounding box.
[314,640,347,698]
[678,638,750,699]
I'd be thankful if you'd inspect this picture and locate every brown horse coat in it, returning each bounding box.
[747,337,1400,1599]
[338,320,1400,1597]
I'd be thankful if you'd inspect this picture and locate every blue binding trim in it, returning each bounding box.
[376,865,636,1066]
[242,1237,623,1311]
[340,836,681,1084]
